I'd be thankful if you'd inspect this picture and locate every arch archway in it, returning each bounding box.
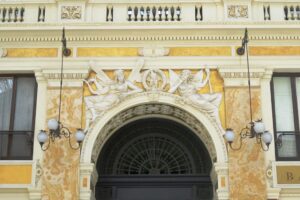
[79,92,229,199]
[96,117,213,200]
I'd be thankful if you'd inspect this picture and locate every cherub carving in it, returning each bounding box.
[84,61,144,130]
[168,69,223,130]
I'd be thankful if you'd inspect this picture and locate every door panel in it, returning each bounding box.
[117,187,192,200]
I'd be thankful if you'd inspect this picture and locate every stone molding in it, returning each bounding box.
[1,26,300,43]
[34,68,89,86]
[219,68,268,87]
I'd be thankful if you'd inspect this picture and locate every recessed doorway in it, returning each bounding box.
[96,118,213,200]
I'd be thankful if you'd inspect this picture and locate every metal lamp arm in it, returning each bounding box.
[41,136,51,151]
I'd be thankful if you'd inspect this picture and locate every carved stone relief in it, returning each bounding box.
[35,159,43,187]
[142,69,167,91]
[61,6,82,20]
[83,66,223,132]
[227,5,248,18]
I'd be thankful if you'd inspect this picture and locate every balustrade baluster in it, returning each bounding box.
[152,6,156,21]
[146,6,150,21]
[20,7,24,22]
[290,6,295,20]
[134,7,138,21]
[2,8,6,22]
[170,6,175,21]
[14,7,18,22]
[285,6,289,20]
[164,6,169,21]
[140,7,145,21]
[8,7,12,22]
[176,6,181,21]
[41,7,45,22]
[158,6,162,21]
[128,6,132,21]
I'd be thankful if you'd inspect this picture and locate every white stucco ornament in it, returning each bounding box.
[168,69,223,130]
[84,65,223,132]
[0,48,7,58]
[142,69,167,91]
[84,67,143,130]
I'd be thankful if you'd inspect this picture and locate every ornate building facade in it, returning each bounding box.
[0,0,300,199]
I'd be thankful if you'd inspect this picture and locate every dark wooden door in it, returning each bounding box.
[116,187,193,200]
[96,175,212,200]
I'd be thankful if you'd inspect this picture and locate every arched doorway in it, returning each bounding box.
[96,118,213,200]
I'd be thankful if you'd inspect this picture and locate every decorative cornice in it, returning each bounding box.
[0,23,300,43]
[0,34,299,43]
[1,34,300,43]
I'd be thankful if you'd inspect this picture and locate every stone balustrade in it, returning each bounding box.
[0,1,299,24]
[284,5,300,21]
[0,6,25,23]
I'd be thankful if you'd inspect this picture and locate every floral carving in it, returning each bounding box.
[228,5,248,18]
[61,6,82,20]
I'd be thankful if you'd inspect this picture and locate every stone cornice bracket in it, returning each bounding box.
[138,47,170,57]
[218,67,267,87]
[41,68,90,87]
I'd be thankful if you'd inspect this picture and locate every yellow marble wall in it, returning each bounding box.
[225,87,267,200]
[0,165,32,184]
[249,46,300,56]
[7,48,58,57]
[169,47,232,56]
[42,88,83,200]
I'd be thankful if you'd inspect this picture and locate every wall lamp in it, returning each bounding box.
[37,28,85,151]
[223,28,273,151]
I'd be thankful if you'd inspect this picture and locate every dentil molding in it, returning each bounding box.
[219,68,268,87]
[34,68,89,87]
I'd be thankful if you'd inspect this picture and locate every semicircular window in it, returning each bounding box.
[98,118,211,175]
[114,134,193,175]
